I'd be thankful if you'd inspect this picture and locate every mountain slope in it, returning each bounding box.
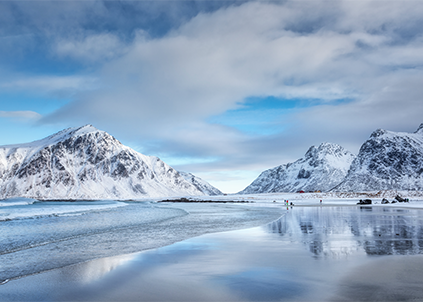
[179,171,222,196]
[333,124,423,192]
[239,142,355,194]
[0,125,221,199]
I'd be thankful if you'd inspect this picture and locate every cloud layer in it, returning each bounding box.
[2,0,423,192]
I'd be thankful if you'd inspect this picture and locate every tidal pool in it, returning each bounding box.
[2,206,423,301]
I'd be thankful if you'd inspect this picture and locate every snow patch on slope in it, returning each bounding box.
[239,143,355,194]
[0,125,221,199]
[179,171,223,196]
[333,124,423,192]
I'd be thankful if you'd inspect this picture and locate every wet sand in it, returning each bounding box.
[2,205,423,302]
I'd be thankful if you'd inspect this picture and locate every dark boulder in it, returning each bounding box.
[395,195,406,203]
[357,199,372,205]
[381,198,390,204]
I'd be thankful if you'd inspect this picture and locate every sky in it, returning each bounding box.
[1,0,423,193]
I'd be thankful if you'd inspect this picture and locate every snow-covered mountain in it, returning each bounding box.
[333,124,423,192]
[0,125,222,199]
[239,142,356,194]
[179,171,222,196]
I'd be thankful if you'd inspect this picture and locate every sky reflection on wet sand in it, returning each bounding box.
[3,206,423,302]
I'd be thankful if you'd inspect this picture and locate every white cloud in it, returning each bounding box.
[55,33,127,62]
[1,75,98,97]
[40,0,423,190]
[0,110,42,121]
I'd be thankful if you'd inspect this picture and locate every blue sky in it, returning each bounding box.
[1,0,423,193]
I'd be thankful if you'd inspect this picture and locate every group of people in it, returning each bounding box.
[272,199,324,206]
[284,200,294,206]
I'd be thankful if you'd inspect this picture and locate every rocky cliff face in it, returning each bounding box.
[239,142,356,194]
[0,125,221,199]
[333,124,423,192]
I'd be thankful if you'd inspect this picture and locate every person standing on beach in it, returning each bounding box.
[320,200,322,204]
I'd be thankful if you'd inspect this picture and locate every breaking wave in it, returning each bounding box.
[0,199,127,222]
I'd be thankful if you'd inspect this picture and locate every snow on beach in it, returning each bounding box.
[2,190,423,224]
[171,191,423,208]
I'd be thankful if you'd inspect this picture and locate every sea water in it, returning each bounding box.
[0,199,284,282]
[3,205,423,301]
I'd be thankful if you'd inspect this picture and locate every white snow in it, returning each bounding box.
[173,191,423,209]
[241,124,423,195]
[335,124,423,192]
[0,125,222,200]
[239,142,356,194]
[179,171,222,196]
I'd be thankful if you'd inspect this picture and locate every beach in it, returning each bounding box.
[2,195,423,301]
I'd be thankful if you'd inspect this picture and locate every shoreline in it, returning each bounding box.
[3,197,423,301]
[1,189,422,203]
[0,201,285,283]
[3,204,423,301]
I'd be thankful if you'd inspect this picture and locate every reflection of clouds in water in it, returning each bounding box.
[213,267,304,301]
[58,253,136,284]
[6,207,405,302]
[1,202,282,282]
[74,229,310,302]
[266,207,423,257]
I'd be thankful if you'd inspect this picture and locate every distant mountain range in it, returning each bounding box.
[239,143,355,194]
[0,125,222,200]
[240,124,423,194]
[240,143,355,194]
[333,124,423,192]
[1,123,422,199]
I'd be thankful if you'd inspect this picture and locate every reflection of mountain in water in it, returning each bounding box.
[267,207,423,257]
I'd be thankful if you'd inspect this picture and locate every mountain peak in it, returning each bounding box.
[61,124,101,137]
[239,142,355,194]
[37,124,105,147]
[415,123,423,134]
[305,142,351,160]
[73,124,98,134]
[0,125,221,199]
[334,123,423,192]
[370,128,387,138]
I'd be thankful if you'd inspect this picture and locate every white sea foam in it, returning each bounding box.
[0,201,283,282]
[0,197,37,207]
[0,199,127,221]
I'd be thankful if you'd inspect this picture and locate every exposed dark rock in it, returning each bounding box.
[239,142,355,194]
[334,124,423,192]
[381,198,390,204]
[357,199,372,205]
[395,195,406,203]
[0,125,221,199]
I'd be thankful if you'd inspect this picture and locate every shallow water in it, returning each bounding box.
[0,200,283,282]
[2,205,423,301]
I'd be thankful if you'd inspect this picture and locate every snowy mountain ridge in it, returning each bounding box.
[179,171,222,196]
[0,125,221,199]
[333,123,423,192]
[239,142,356,194]
[241,123,423,194]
